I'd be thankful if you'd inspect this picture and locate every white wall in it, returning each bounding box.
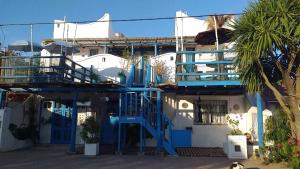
[164,94,273,147]
[175,11,207,37]
[150,52,176,83]
[0,107,32,152]
[39,105,52,144]
[75,54,129,82]
[53,13,113,39]
[166,94,247,147]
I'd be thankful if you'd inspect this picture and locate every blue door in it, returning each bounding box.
[51,105,72,144]
[101,116,118,144]
[171,130,192,147]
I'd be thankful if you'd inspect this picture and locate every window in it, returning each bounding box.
[170,56,174,61]
[102,57,106,62]
[194,100,228,124]
[89,49,99,56]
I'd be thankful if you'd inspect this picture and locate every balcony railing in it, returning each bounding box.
[0,56,93,84]
[175,50,240,86]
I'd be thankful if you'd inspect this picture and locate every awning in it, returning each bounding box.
[8,40,43,52]
[194,28,232,45]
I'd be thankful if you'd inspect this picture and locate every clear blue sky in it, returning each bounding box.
[0,0,251,46]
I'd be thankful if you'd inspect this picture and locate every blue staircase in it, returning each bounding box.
[119,115,176,155]
[118,64,177,156]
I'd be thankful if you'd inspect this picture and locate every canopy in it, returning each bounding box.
[8,40,43,52]
[43,41,79,55]
[194,28,232,45]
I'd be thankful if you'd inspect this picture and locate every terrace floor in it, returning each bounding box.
[0,145,287,169]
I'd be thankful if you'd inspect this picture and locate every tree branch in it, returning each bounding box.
[258,62,295,121]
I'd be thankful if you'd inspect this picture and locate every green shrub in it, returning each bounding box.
[80,116,100,144]
[264,110,292,144]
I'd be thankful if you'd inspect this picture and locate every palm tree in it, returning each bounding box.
[232,0,300,142]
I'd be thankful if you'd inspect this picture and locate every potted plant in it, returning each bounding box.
[80,116,100,156]
[225,115,248,159]
[117,71,126,84]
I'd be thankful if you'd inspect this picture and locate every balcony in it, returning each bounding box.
[175,50,240,86]
[0,56,93,85]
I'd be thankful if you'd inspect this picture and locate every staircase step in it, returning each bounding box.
[119,116,144,124]
[176,147,226,157]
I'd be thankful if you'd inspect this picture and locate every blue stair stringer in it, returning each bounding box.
[119,116,177,156]
[118,64,177,156]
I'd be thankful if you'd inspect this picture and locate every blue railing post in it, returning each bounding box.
[256,92,264,147]
[139,50,144,84]
[156,91,162,152]
[154,43,158,57]
[69,91,79,153]
[145,64,151,87]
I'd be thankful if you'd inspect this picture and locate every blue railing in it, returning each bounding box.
[0,56,93,84]
[175,50,240,86]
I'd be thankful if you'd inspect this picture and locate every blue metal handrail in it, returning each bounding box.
[176,49,234,54]
[0,55,92,84]
[175,50,240,86]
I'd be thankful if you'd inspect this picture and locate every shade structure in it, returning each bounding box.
[194,28,232,45]
[43,41,79,55]
[8,40,43,52]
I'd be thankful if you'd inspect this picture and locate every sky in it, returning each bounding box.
[0,0,252,47]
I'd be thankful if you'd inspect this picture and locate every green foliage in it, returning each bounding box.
[264,109,292,144]
[231,0,300,92]
[117,71,126,77]
[80,116,100,144]
[90,73,99,83]
[260,138,300,168]
[226,115,243,135]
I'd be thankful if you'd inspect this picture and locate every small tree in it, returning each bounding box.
[80,116,100,144]
[232,0,300,142]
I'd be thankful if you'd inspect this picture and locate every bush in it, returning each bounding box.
[264,110,291,144]
[80,116,100,144]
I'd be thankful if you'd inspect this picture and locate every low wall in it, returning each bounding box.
[0,108,32,152]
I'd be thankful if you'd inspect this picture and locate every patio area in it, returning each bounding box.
[0,145,286,169]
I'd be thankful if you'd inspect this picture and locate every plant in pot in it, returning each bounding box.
[80,116,100,156]
[117,71,126,84]
[225,115,248,159]
[153,60,169,84]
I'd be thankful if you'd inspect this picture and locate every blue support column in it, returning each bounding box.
[124,93,128,116]
[256,92,264,147]
[61,105,67,144]
[118,93,122,153]
[129,93,132,115]
[135,93,138,114]
[69,92,79,153]
[140,123,143,153]
[156,91,161,152]
[139,50,144,84]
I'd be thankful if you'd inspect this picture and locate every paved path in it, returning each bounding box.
[0,145,287,169]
